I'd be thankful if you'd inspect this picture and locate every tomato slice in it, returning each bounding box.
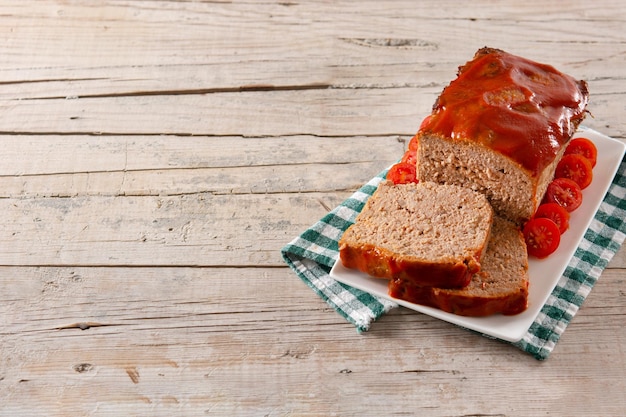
[419,114,432,131]
[543,177,583,212]
[387,162,417,184]
[408,134,419,152]
[401,149,417,165]
[555,153,593,189]
[523,217,561,258]
[565,137,597,167]
[534,203,570,234]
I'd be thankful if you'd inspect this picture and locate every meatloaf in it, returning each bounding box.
[417,47,589,224]
[338,180,493,288]
[388,217,529,316]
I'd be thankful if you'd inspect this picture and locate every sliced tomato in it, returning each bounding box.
[401,149,417,165]
[523,217,561,259]
[543,177,583,212]
[419,114,432,131]
[408,134,419,152]
[534,203,570,234]
[555,153,593,189]
[565,137,597,167]
[387,162,417,184]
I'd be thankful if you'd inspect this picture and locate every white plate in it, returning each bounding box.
[330,127,625,342]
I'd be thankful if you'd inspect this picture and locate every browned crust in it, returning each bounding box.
[338,239,484,288]
[388,278,528,316]
[387,218,529,317]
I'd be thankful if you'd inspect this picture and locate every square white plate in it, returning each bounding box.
[330,127,625,342]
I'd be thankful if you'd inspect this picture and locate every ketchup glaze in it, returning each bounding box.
[423,48,589,176]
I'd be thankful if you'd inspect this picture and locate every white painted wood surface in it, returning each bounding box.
[1,1,624,416]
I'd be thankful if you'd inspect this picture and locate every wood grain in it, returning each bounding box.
[1,267,624,416]
[1,1,625,416]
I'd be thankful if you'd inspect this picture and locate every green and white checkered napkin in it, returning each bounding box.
[281,156,626,360]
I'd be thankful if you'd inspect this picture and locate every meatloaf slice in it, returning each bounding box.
[388,217,529,316]
[338,180,493,289]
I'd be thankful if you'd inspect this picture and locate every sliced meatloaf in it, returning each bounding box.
[338,180,493,289]
[388,217,529,316]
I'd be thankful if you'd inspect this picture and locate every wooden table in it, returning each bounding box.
[1,1,624,416]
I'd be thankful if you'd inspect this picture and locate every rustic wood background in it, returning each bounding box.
[1,1,624,416]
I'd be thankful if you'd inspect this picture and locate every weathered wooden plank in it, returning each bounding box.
[0,162,388,198]
[1,1,623,81]
[0,87,439,136]
[1,266,624,416]
[0,135,404,200]
[0,135,405,177]
[0,192,347,266]
[0,136,406,267]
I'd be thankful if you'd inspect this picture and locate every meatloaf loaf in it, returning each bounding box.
[338,180,493,289]
[388,217,529,316]
[417,47,589,224]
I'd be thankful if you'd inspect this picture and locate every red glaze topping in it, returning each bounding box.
[423,48,589,176]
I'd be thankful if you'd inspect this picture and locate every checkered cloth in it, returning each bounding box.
[281,156,626,360]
